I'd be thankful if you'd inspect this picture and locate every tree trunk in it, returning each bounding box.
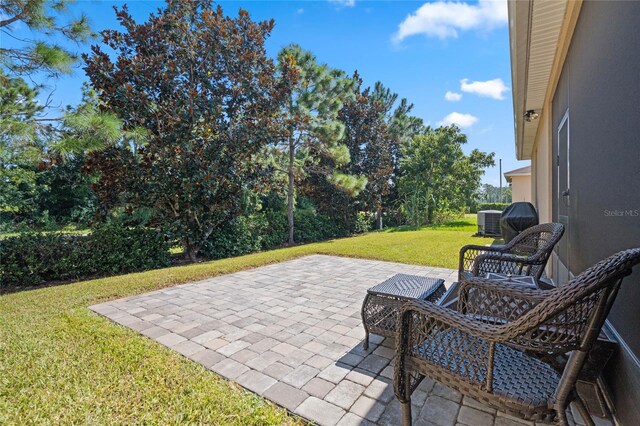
[184,241,198,262]
[376,206,383,230]
[287,138,295,245]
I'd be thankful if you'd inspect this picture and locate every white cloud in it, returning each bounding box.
[393,0,507,42]
[439,112,478,128]
[444,91,462,102]
[329,0,356,7]
[296,8,304,14]
[460,78,509,100]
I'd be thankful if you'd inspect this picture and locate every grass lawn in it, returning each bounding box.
[0,215,488,425]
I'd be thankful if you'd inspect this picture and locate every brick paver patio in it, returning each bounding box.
[90,255,603,426]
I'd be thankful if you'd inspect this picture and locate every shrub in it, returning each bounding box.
[354,211,373,234]
[381,209,404,228]
[431,208,465,225]
[201,207,349,260]
[201,215,269,260]
[293,209,345,243]
[399,191,430,227]
[475,202,510,212]
[260,210,288,250]
[0,226,170,288]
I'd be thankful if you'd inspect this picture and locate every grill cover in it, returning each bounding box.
[500,202,539,243]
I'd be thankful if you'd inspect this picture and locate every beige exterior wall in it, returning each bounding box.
[510,175,532,202]
[530,98,555,276]
[526,1,583,279]
[532,105,553,223]
[529,0,582,225]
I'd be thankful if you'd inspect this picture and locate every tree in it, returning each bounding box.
[372,84,425,175]
[36,154,98,225]
[1,2,121,139]
[338,73,393,229]
[84,0,283,260]
[478,183,512,204]
[1,0,92,77]
[368,82,426,225]
[53,84,136,157]
[0,76,123,228]
[0,72,47,223]
[271,44,365,244]
[399,125,494,225]
[0,71,43,139]
[1,3,131,230]
[37,86,128,226]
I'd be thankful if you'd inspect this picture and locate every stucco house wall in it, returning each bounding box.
[504,166,532,203]
[508,1,640,424]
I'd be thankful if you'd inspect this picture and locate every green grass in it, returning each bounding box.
[311,216,481,268]
[170,245,185,255]
[0,215,487,425]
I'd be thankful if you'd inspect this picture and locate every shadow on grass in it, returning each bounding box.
[387,220,475,233]
[430,220,476,229]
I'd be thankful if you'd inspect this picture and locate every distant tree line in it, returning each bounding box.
[478,184,512,204]
[1,0,495,262]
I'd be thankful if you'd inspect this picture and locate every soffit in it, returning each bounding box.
[510,0,568,160]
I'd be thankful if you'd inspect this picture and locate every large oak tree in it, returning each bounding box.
[84,0,283,259]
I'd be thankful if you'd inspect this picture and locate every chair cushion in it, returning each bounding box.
[492,343,559,407]
[412,328,560,408]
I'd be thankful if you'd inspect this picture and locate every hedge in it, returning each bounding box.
[293,209,347,243]
[200,215,269,260]
[201,209,351,260]
[0,226,170,288]
[475,202,510,212]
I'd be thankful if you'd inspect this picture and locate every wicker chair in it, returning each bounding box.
[394,248,640,426]
[459,222,565,283]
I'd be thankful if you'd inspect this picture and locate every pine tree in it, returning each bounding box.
[1,0,92,77]
[272,44,365,244]
[0,71,45,219]
[339,73,393,230]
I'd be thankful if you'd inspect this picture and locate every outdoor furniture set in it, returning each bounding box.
[361,222,640,426]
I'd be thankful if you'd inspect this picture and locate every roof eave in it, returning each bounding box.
[508,0,530,160]
[508,0,569,160]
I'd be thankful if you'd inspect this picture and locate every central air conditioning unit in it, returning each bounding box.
[477,210,502,237]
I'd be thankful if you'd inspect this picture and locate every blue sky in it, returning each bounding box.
[7,0,529,185]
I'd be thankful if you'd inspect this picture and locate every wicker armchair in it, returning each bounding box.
[395,248,640,426]
[459,222,565,283]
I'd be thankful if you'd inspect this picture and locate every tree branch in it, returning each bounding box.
[33,117,63,122]
[270,164,288,174]
[292,132,303,149]
[0,11,26,28]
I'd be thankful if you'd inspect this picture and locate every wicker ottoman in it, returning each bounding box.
[361,274,445,349]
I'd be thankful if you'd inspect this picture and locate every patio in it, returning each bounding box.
[90,255,597,426]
